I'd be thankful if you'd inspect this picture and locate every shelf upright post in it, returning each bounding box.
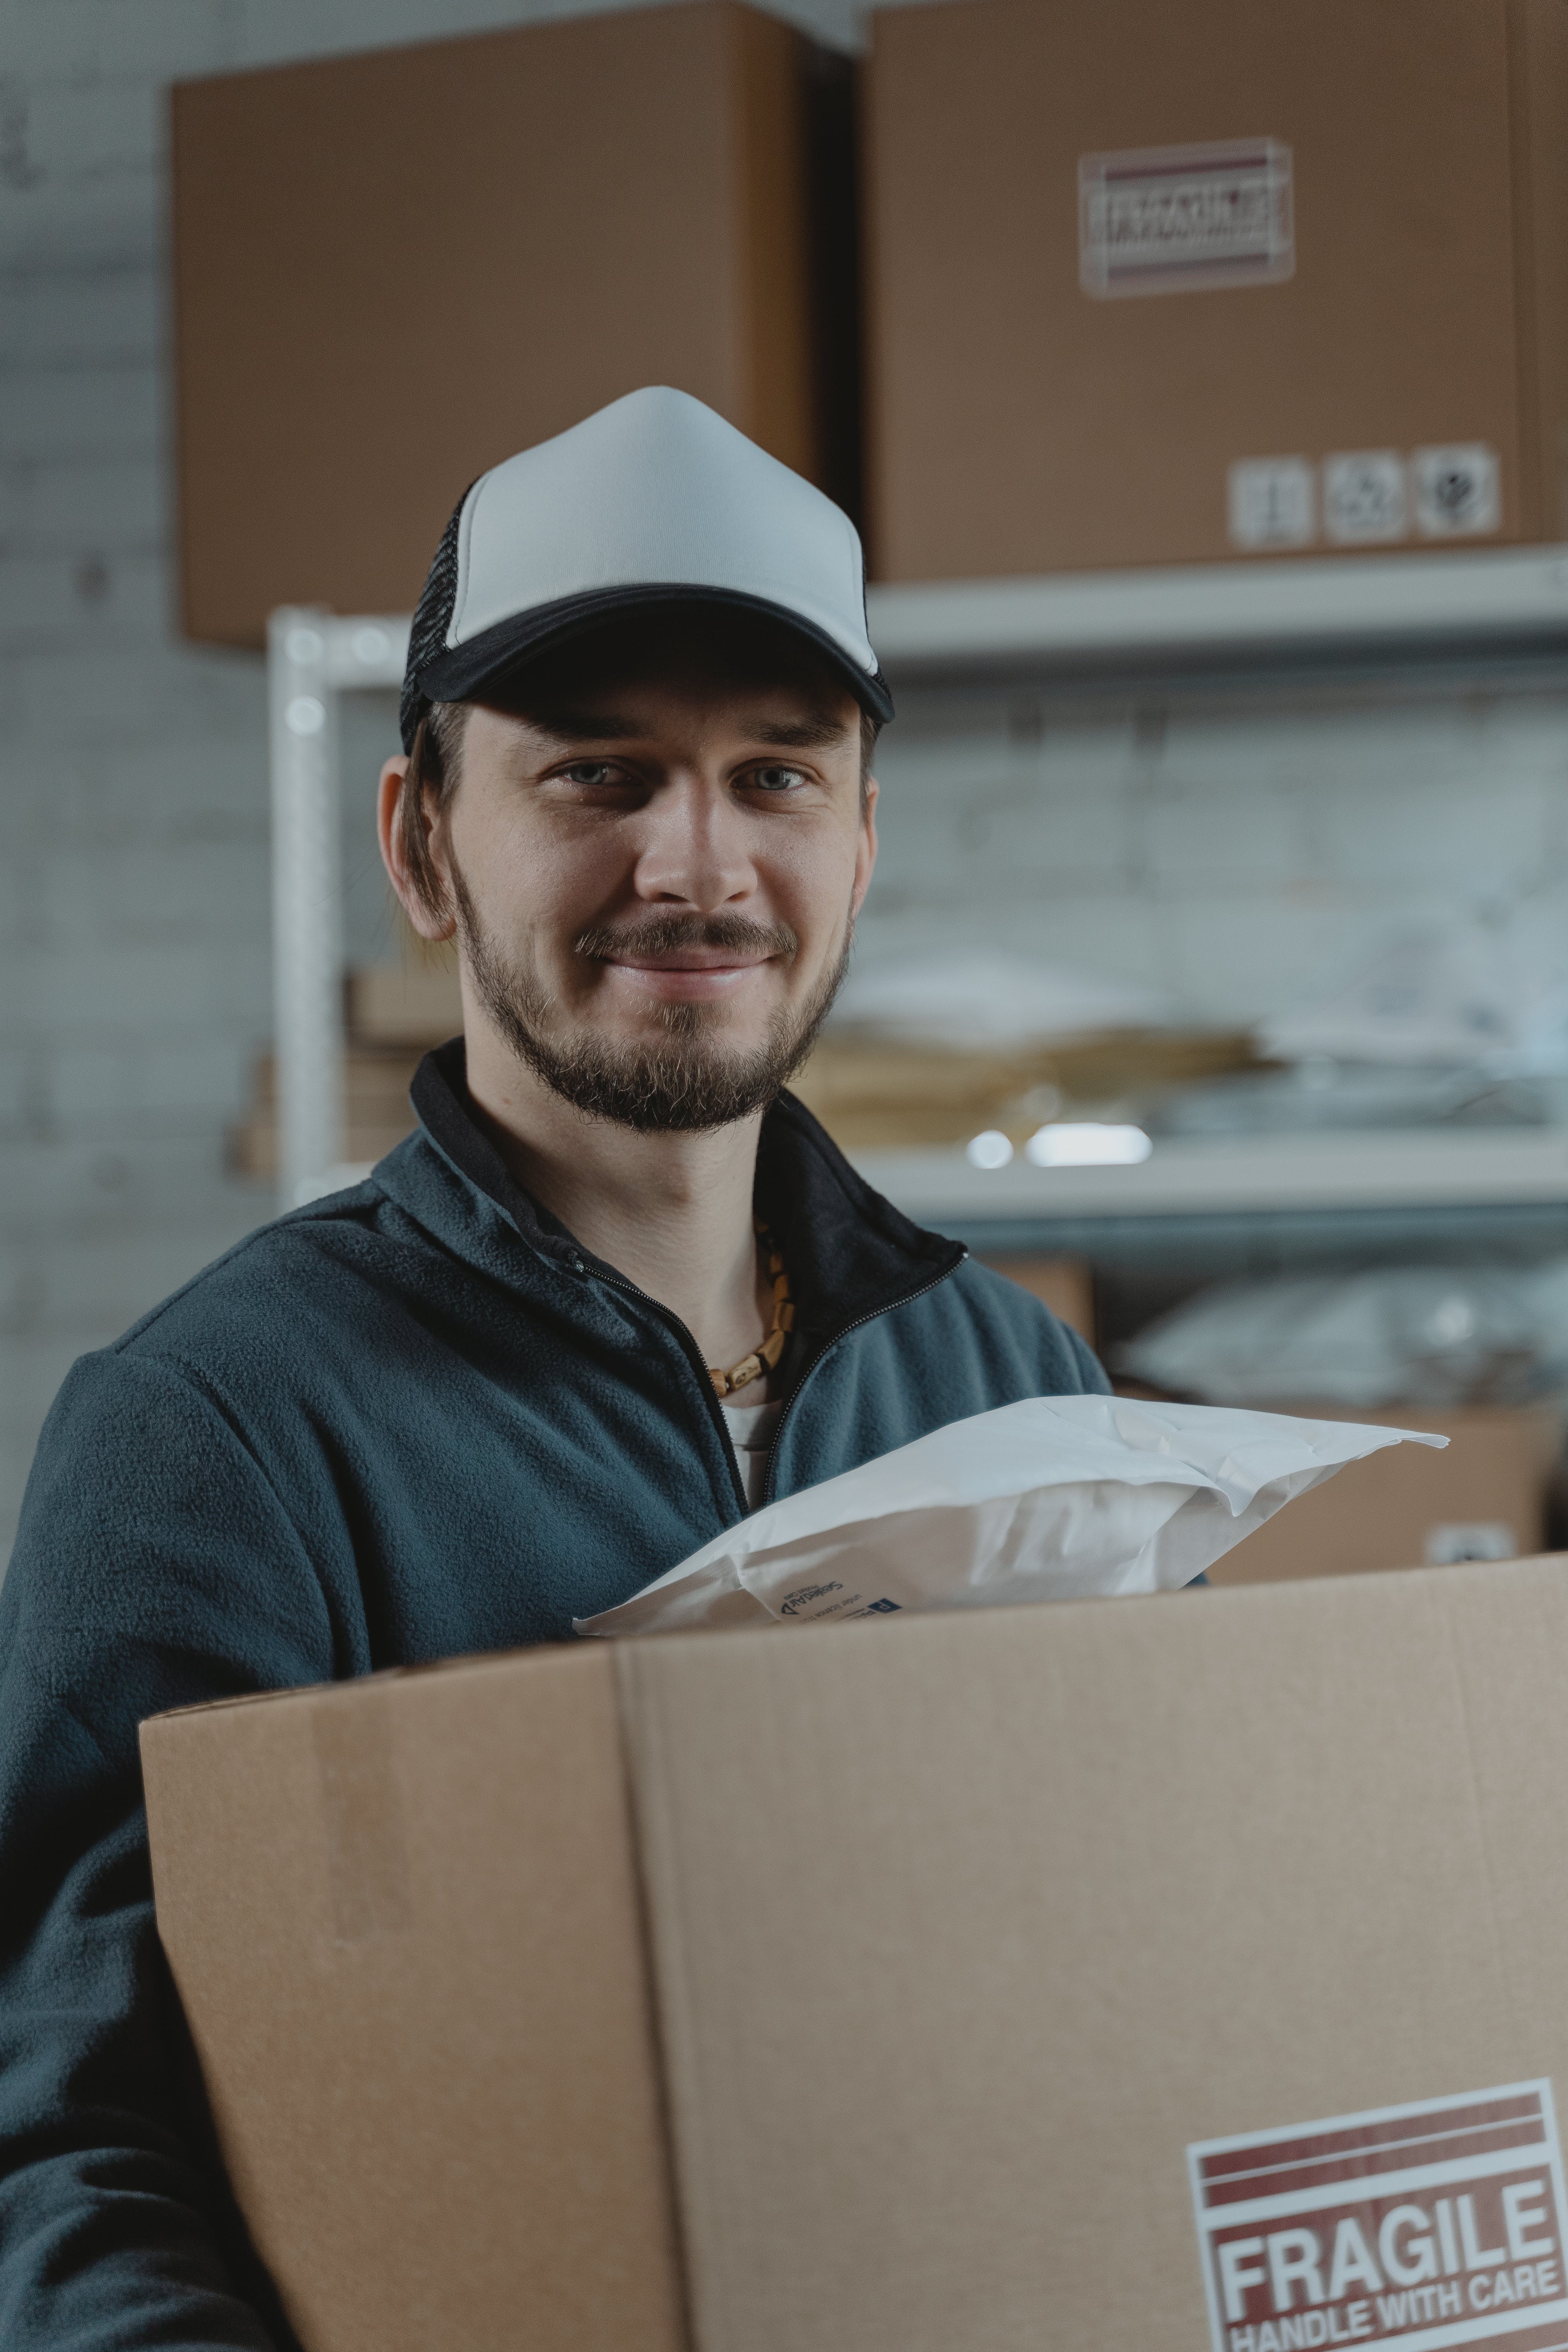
[267,608,344,1209]
[266,611,413,1210]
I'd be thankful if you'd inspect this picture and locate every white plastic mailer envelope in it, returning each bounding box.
[575,1395,1447,1639]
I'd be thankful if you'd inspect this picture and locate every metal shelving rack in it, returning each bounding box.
[267,608,411,1207]
[266,543,1568,1216]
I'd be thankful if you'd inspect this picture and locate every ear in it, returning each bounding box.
[377,755,456,942]
[851,774,879,919]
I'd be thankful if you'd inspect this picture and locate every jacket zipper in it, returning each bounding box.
[583,1247,967,1520]
[586,1263,753,1517]
[760,1250,967,1507]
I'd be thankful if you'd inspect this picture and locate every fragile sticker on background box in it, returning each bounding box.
[1079,138,1294,298]
[1189,2082,1568,2352]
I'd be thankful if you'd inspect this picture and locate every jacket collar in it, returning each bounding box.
[408,1038,964,1341]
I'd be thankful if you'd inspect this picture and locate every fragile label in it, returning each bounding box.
[1079,139,1294,298]
[1189,2082,1568,2352]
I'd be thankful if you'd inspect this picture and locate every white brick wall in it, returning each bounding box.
[5,0,1568,1563]
[862,684,1568,1024]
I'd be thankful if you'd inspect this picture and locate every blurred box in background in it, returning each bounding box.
[172,1,856,644]
[864,0,1568,578]
[1212,1400,1562,1584]
[227,1046,419,1181]
[227,959,461,1179]
[982,1253,1095,1343]
[347,960,463,1050]
[789,1026,1259,1151]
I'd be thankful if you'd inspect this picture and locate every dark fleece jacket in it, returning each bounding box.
[0,1044,1107,2348]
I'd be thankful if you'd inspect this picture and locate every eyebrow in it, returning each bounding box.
[526,708,854,751]
[527,708,645,742]
[748,715,855,750]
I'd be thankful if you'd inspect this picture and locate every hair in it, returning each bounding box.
[399,701,472,924]
[397,683,880,926]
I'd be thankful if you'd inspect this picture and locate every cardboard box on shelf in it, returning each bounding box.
[172,2,855,645]
[227,966,459,1180]
[347,961,463,1050]
[225,1048,419,1182]
[983,1252,1096,1342]
[143,1557,1568,2352]
[791,1027,1258,1150]
[864,0,1568,579]
[1212,1400,1562,1584]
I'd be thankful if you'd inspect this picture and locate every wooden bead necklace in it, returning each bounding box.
[708,1223,793,1399]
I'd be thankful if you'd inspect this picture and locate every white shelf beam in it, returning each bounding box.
[853,1130,1568,1225]
[866,544,1568,673]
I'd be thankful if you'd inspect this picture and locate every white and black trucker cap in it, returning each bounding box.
[399,385,892,751]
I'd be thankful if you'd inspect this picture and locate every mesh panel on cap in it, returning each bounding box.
[399,485,473,751]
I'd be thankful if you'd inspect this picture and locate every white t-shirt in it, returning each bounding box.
[719,1394,783,1510]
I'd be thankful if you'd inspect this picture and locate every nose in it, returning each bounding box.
[632,771,756,911]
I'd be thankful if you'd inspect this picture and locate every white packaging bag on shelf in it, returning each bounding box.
[1116,1265,1551,1408]
[827,951,1175,1049]
[575,1395,1446,1639]
[1256,926,1530,1066]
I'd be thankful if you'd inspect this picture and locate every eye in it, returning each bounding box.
[745,764,808,793]
[556,761,628,788]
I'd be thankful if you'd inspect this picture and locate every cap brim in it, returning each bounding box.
[415,583,895,726]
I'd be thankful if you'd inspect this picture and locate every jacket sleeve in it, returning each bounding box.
[0,1348,338,2351]
[1063,1319,1113,1396]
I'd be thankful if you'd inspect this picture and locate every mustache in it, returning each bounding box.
[573,913,799,962]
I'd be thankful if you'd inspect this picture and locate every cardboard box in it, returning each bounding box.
[144,1557,1568,2352]
[1213,1401,1561,1585]
[983,1250,1096,1342]
[227,965,458,1178]
[172,3,855,644]
[864,0,1568,579]
[225,1047,420,1181]
[347,960,463,1050]
[790,1027,1258,1149]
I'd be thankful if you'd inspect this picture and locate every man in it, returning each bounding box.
[0,387,1106,2347]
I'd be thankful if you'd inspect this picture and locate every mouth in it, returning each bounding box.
[599,948,776,1002]
[577,920,795,1005]
[611,944,774,972]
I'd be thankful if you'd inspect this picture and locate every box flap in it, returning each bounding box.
[142,1644,686,2352]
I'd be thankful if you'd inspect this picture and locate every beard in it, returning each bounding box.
[448,862,853,1133]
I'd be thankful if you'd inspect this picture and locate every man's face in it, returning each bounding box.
[393,624,877,1131]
